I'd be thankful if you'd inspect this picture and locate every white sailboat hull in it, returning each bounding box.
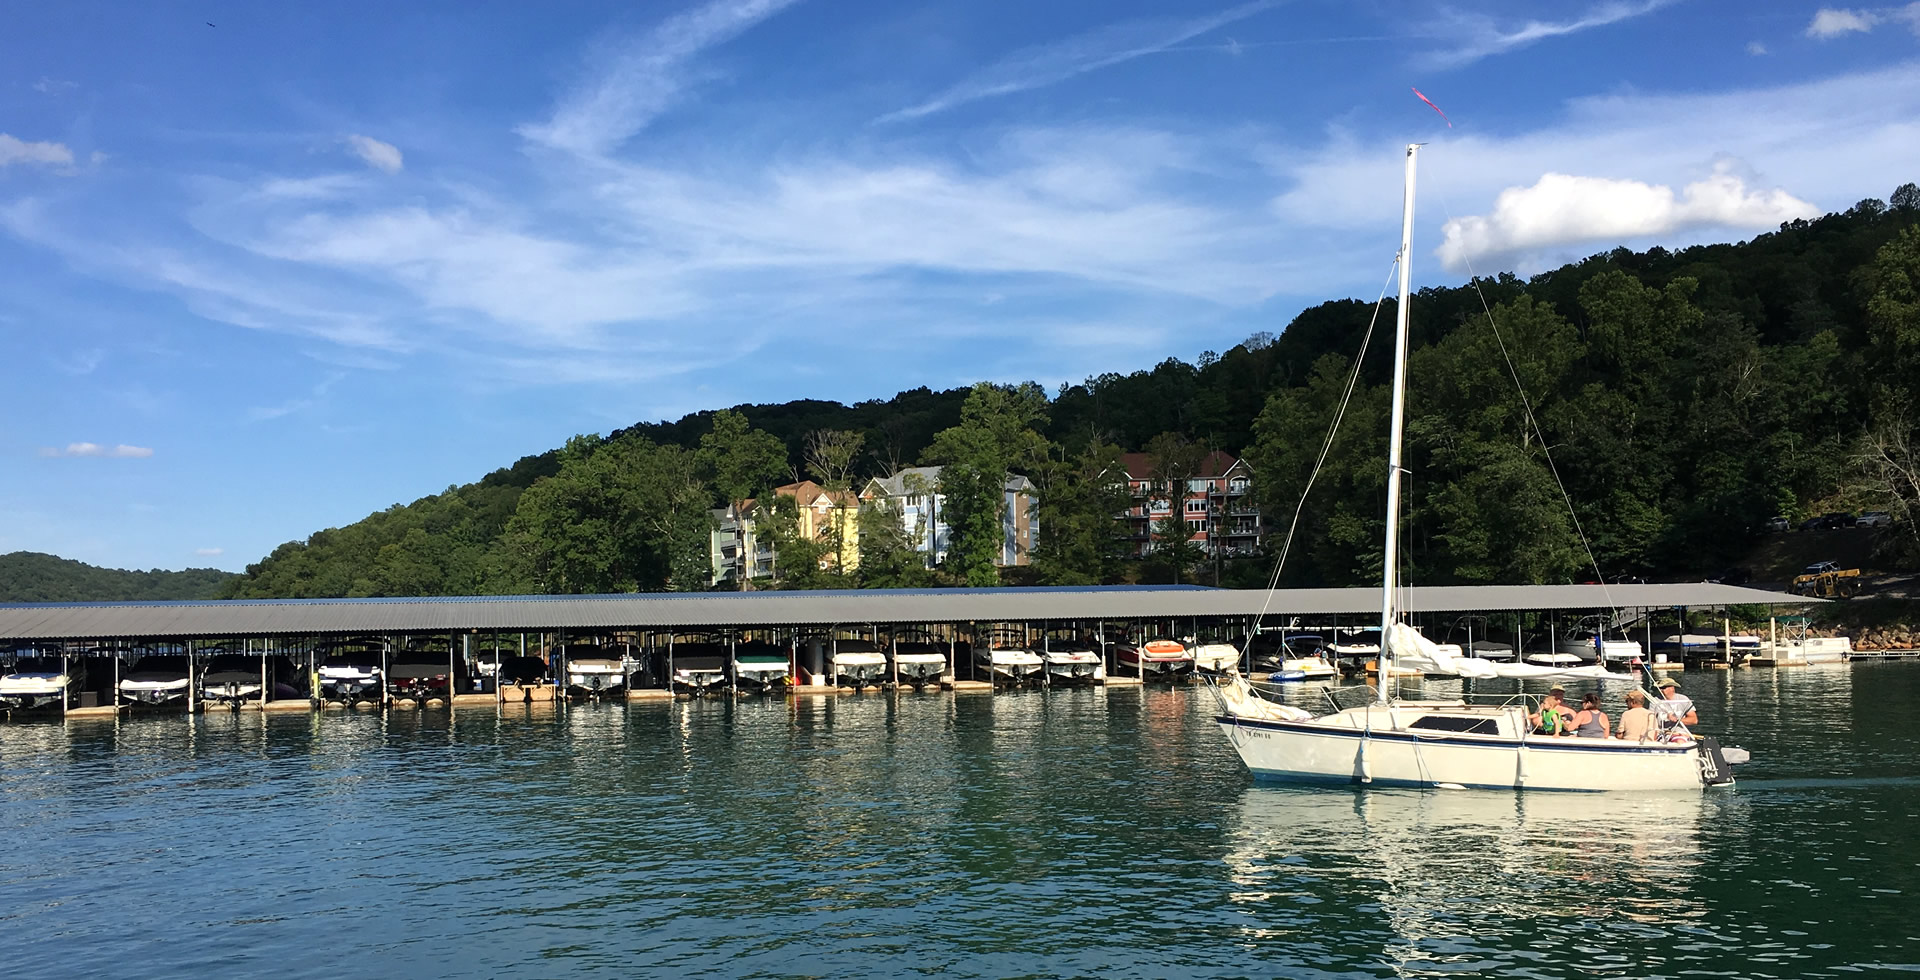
[1218,704,1715,792]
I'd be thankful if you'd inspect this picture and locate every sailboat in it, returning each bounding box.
[1214,144,1745,792]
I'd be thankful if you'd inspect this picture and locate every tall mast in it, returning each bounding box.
[1378,143,1419,706]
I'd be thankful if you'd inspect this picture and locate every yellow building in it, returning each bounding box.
[775,480,860,573]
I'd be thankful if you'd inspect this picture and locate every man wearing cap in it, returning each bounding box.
[1652,678,1698,734]
[1530,685,1574,735]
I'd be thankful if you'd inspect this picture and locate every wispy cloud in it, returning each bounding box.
[519,0,802,156]
[878,1,1279,124]
[31,77,77,95]
[248,371,345,421]
[1746,40,1768,55]
[0,133,75,169]
[194,547,224,557]
[38,442,154,458]
[344,134,403,173]
[1805,4,1920,38]
[1419,0,1676,70]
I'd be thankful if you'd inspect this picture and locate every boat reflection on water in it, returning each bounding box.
[1222,785,1705,956]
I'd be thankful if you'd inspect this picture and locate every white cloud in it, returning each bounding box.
[31,77,77,94]
[1419,0,1675,69]
[0,133,75,169]
[1746,40,1768,55]
[1436,170,1821,272]
[878,0,1278,123]
[38,442,154,458]
[519,0,802,156]
[1269,62,1920,272]
[1807,3,1920,37]
[344,134,403,173]
[194,547,224,557]
[1806,8,1879,37]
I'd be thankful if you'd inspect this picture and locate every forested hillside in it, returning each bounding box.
[220,185,1920,598]
[1,552,236,602]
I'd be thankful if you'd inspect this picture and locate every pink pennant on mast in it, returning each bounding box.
[1411,87,1452,128]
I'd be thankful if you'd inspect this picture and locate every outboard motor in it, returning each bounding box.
[1696,736,1740,786]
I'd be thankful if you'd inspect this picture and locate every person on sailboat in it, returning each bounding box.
[1617,690,1654,742]
[1570,692,1610,738]
[1530,686,1573,735]
[1654,679,1698,734]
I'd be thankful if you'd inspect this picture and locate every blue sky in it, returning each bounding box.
[4,0,1917,573]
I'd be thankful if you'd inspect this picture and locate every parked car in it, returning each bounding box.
[1804,560,1841,575]
[1799,516,1832,531]
[1764,515,1790,532]
[1858,511,1893,527]
[1822,511,1858,528]
[1709,567,1753,585]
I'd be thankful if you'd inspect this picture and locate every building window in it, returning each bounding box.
[1150,499,1171,513]
[1187,479,1210,493]
[1185,499,1207,514]
[1186,518,1204,531]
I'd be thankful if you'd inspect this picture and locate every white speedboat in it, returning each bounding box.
[0,654,74,711]
[561,642,634,699]
[1216,144,1745,792]
[1188,638,1241,675]
[1113,636,1194,680]
[121,653,194,706]
[829,638,889,690]
[888,629,949,691]
[669,641,729,695]
[1770,635,1851,664]
[199,652,263,708]
[732,640,791,693]
[1553,636,1643,665]
[975,629,1044,686]
[317,641,385,706]
[1038,632,1100,685]
[1467,639,1517,662]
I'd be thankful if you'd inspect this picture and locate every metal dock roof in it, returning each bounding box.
[0,583,1810,641]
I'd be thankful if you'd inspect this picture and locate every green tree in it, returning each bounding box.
[1031,439,1130,585]
[697,410,791,590]
[857,496,933,588]
[924,382,1051,586]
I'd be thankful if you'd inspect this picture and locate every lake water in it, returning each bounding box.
[2,663,1916,979]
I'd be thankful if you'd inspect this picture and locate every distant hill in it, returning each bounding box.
[0,552,238,603]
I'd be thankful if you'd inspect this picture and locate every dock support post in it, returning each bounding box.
[112,646,121,712]
[187,639,197,716]
[380,637,391,710]
[729,631,738,696]
[61,648,70,715]
[667,634,675,697]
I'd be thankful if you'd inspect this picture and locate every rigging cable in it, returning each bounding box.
[1428,171,1621,628]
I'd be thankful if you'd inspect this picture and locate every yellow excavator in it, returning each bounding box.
[1789,563,1860,598]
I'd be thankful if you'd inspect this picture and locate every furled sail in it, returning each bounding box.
[1387,623,1634,683]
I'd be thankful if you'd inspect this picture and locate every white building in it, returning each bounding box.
[860,465,1036,568]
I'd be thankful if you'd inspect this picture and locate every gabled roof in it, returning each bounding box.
[1118,449,1244,481]
[864,465,1033,497]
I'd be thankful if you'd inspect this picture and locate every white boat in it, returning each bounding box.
[1216,144,1744,792]
[889,630,949,691]
[316,640,386,705]
[976,629,1044,686]
[1467,639,1516,661]
[732,641,791,692]
[1038,632,1100,685]
[1552,637,1644,664]
[121,653,194,706]
[1255,634,1338,682]
[561,642,635,698]
[830,638,889,690]
[1188,639,1242,675]
[0,654,74,711]
[199,652,263,707]
[1772,635,1851,664]
[669,641,729,694]
[1112,636,1194,679]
